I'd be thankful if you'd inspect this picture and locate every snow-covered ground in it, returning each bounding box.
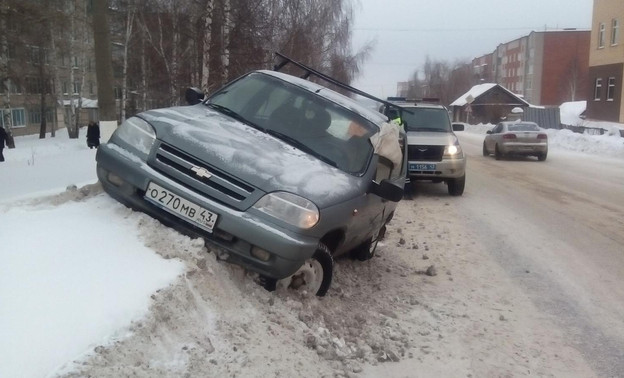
[0,125,622,377]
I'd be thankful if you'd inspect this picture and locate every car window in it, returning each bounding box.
[208,73,378,175]
[401,107,451,132]
[508,123,540,131]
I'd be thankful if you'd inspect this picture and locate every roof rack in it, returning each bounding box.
[273,52,409,114]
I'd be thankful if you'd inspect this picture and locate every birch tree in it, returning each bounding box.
[0,2,14,147]
[200,0,214,93]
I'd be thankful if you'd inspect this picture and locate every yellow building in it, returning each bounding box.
[587,0,624,122]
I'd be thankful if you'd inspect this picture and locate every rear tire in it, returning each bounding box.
[537,152,547,161]
[482,142,489,156]
[494,145,503,160]
[353,225,385,261]
[447,174,466,196]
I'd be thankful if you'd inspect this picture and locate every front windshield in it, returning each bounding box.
[207,73,378,174]
[402,107,451,132]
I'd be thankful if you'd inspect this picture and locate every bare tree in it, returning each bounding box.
[0,2,15,147]
[200,0,214,92]
[93,0,117,138]
[120,4,136,122]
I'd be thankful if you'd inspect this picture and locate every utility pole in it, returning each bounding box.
[92,0,117,141]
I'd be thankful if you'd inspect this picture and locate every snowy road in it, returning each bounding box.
[4,129,624,377]
[455,132,624,376]
[58,134,624,377]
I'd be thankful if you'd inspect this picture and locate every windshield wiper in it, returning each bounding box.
[206,103,265,132]
[266,129,338,168]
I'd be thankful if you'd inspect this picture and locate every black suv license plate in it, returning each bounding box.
[410,163,436,171]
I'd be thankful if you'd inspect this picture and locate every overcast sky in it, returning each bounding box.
[351,0,595,99]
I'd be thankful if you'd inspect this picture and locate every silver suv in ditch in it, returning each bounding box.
[96,57,407,297]
[381,99,466,196]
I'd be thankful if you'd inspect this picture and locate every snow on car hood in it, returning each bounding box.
[406,131,458,146]
[139,106,361,208]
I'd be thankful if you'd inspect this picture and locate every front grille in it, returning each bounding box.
[408,145,444,162]
[150,142,258,210]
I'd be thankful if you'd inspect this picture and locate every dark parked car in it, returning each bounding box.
[96,59,406,296]
[483,121,548,161]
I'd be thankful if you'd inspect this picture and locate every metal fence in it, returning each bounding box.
[522,107,560,129]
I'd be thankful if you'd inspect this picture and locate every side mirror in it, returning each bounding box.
[369,179,404,202]
[486,130,492,134]
[185,87,205,105]
[452,123,464,131]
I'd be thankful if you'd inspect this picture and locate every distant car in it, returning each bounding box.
[483,121,548,161]
[379,100,466,196]
[96,59,407,297]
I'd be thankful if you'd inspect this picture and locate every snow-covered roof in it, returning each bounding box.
[450,83,530,107]
[61,97,98,109]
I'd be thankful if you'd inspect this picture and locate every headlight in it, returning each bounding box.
[253,192,319,229]
[443,142,463,159]
[114,117,156,159]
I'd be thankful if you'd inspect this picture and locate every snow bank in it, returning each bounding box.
[0,195,184,378]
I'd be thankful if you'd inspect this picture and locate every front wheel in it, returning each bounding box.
[264,243,334,296]
[447,174,466,196]
[482,142,489,156]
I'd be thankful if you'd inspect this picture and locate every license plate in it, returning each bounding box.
[409,163,436,171]
[145,182,218,232]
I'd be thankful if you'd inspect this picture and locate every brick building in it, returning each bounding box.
[471,30,590,106]
[586,0,624,122]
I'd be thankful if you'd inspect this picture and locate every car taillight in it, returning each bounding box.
[537,134,547,139]
[502,134,517,139]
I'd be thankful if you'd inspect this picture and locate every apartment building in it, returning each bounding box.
[586,0,624,122]
[0,0,98,137]
[490,30,590,106]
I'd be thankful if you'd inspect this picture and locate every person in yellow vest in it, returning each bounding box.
[386,108,402,128]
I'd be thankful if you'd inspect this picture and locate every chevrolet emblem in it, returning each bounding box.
[191,166,212,179]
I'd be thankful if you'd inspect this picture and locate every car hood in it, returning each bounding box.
[139,105,363,208]
[406,131,457,146]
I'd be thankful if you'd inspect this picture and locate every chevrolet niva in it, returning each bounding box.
[96,57,407,296]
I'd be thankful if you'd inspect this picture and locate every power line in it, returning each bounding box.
[353,26,586,32]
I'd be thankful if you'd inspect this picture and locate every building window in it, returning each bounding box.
[594,78,603,100]
[29,108,54,124]
[7,79,21,94]
[607,77,616,101]
[73,81,81,94]
[1,108,27,127]
[599,22,606,48]
[612,19,620,45]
